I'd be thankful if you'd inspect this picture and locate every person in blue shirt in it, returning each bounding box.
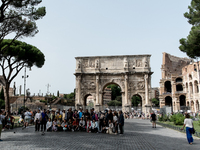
[79,109,83,119]
[41,109,48,132]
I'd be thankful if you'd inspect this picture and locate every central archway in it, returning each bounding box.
[102,82,122,109]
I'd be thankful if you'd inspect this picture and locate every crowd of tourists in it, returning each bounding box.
[16,108,125,135]
[124,111,151,119]
[33,108,124,134]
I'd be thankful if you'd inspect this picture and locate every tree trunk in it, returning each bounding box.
[4,82,10,115]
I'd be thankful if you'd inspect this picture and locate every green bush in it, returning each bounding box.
[163,115,169,121]
[170,113,184,125]
[158,114,169,122]
[158,116,163,121]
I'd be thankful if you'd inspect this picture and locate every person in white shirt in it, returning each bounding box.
[0,110,5,141]
[46,118,52,132]
[91,119,98,133]
[113,113,118,134]
[79,117,85,131]
[34,110,41,131]
[24,110,32,129]
[181,113,194,145]
[107,119,114,134]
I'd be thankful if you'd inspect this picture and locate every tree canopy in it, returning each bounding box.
[179,0,200,58]
[0,39,45,113]
[0,0,46,44]
[151,98,159,106]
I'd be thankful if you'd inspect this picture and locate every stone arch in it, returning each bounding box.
[189,74,192,80]
[165,96,172,106]
[191,101,194,112]
[196,100,199,112]
[176,77,182,83]
[179,95,186,106]
[194,80,199,93]
[101,80,124,93]
[176,84,183,92]
[164,81,171,93]
[74,55,152,114]
[186,82,188,92]
[194,64,197,71]
[101,82,122,106]
[82,92,96,107]
[189,82,193,93]
[187,101,189,107]
[131,93,143,112]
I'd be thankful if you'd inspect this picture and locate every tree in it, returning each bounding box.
[0,0,46,49]
[152,98,159,106]
[66,92,75,100]
[131,95,141,107]
[0,39,45,113]
[107,100,122,106]
[107,84,121,100]
[179,0,200,58]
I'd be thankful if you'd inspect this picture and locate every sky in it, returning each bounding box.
[10,0,192,96]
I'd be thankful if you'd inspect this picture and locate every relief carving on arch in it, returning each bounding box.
[137,81,145,90]
[129,82,136,90]
[77,60,81,69]
[81,81,96,90]
[136,59,142,67]
[124,57,128,68]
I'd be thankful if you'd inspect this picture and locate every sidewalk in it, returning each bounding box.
[0,119,199,150]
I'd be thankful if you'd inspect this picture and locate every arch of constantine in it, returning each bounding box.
[74,55,153,114]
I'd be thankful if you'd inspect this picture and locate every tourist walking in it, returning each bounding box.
[0,110,5,141]
[23,109,32,129]
[181,113,194,145]
[150,111,156,128]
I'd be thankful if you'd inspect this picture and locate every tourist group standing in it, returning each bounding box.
[31,108,124,135]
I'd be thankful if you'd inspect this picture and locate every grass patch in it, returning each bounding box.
[13,115,20,123]
[159,121,200,133]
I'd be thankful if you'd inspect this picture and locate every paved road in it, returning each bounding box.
[1,119,200,150]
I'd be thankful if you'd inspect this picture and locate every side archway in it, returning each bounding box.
[131,94,142,112]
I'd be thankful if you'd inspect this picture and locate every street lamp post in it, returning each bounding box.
[22,66,29,110]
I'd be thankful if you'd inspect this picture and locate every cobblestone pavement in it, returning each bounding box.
[1,119,200,150]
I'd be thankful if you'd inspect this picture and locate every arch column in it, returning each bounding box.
[144,74,149,105]
[76,75,82,109]
[95,75,100,111]
[125,74,128,105]
[124,74,130,112]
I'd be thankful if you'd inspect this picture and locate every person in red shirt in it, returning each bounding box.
[72,118,79,131]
